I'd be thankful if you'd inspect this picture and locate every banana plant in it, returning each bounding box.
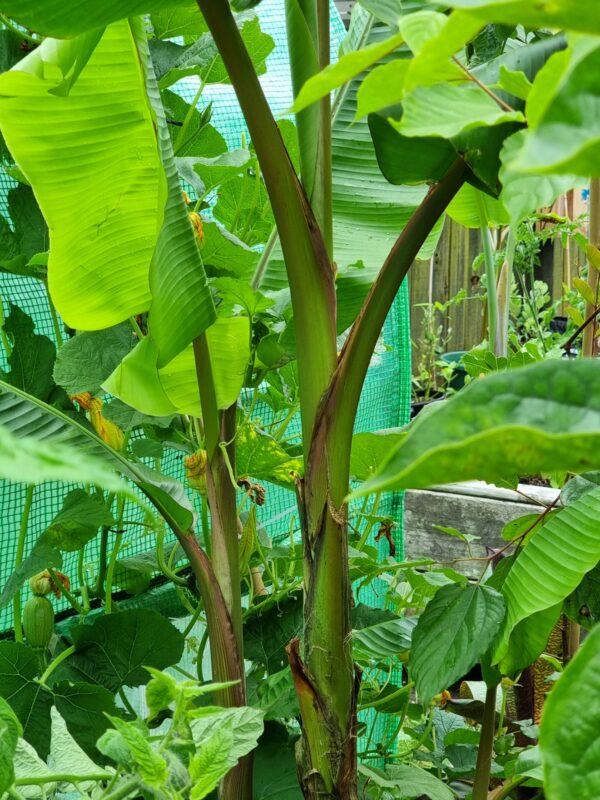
[1,0,600,798]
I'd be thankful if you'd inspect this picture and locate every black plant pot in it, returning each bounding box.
[410,392,446,420]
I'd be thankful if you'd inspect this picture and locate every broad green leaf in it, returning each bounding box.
[0,22,160,330]
[494,485,600,664]
[497,64,532,100]
[54,609,185,692]
[253,722,302,800]
[53,681,119,764]
[359,763,454,800]
[499,129,585,223]
[540,624,600,799]
[201,222,259,278]
[1,304,56,401]
[357,0,403,27]
[104,316,250,416]
[356,59,410,119]
[564,564,600,629]
[508,36,600,176]
[498,604,561,677]
[394,83,524,139]
[39,489,114,552]
[154,17,274,89]
[0,697,20,796]
[235,421,302,488]
[53,324,135,396]
[442,0,600,35]
[447,183,509,228]
[352,360,600,496]
[291,31,405,113]
[0,543,62,608]
[191,149,252,196]
[251,668,299,721]
[0,0,197,38]
[368,111,457,185]
[244,593,303,674]
[350,428,406,482]
[151,7,207,39]
[356,10,479,118]
[353,616,416,661]
[189,721,236,799]
[138,35,216,367]
[410,584,505,702]
[0,642,53,759]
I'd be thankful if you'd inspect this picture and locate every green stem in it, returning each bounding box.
[496,226,516,358]
[0,15,39,45]
[44,282,64,347]
[359,682,413,711]
[14,773,111,787]
[48,568,83,615]
[129,316,144,340]
[92,496,113,598]
[118,687,138,718]
[356,492,381,551]
[476,195,498,353]
[13,485,35,643]
[104,531,123,615]
[317,0,333,258]
[98,778,139,800]
[201,494,211,557]
[39,645,75,686]
[156,524,188,586]
[472,686,498,800]
[493,776,527,800]
[583,178,600,358]
[174,79,205,155]
[77,548,90,613]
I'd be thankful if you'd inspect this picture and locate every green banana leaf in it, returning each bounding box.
[104,316,250,416]
[0,21,161,330]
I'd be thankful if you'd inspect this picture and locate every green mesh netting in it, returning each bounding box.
[0,0,411,758]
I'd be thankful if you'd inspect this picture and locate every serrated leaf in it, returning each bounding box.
[410,584,506,702]
[189,720,236,799]
[1,304,56,401]
[53,325,135,396]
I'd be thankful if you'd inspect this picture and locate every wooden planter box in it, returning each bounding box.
[404,481,560,578]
